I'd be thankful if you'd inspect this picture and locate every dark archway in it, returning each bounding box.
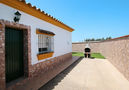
[85,48,91,52]
[84,48,91,58]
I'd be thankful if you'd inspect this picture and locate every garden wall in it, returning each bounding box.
[72,35,129,81]
[72,41,100,53]
[99,36,129,81]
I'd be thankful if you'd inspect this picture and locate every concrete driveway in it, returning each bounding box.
[39,58,129,90]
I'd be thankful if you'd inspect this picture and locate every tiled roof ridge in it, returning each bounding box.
[19,0,73,30]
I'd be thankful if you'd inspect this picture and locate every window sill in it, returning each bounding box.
[37,52,54,60]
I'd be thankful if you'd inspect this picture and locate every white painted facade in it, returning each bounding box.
[0,3,72,65]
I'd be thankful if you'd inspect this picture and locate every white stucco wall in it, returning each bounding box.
[0,3,72,65]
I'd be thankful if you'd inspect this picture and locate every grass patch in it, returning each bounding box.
[72,52,84,57]
[72,52,105,59]
[91,53,105,59]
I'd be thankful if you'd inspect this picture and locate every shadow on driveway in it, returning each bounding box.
[39,57,83,90]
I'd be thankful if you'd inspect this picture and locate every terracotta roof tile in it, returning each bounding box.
[17,0,73,30]
[0,0,74,31]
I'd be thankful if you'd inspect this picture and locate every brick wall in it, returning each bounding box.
[72,42,100,53]
[99,37,129,81]
[0,20,6,90]
[72,36,129,81]
[72,42,86,52]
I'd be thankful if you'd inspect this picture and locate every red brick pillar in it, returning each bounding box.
[0,22,6,90]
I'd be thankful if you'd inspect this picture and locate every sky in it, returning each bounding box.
[26,0,129,42]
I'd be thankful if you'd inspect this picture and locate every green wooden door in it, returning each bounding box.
[5,27,24,83]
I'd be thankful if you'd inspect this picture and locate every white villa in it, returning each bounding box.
[0,0,76,89]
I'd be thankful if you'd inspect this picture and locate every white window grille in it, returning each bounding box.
[38,34,54,54]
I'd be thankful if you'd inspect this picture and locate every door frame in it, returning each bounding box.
[0,20,31,89]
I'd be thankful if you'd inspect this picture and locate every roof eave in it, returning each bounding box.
[0,0,74,32]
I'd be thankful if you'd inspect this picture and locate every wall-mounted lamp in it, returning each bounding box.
[14,11,21,22]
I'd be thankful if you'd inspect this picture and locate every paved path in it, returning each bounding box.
[39,58,129,90]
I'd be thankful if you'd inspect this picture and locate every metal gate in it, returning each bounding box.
[5,27,24,83]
